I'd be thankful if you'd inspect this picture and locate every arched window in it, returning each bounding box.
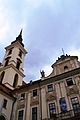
[0,71,5,84]
[16,58,22,70]
[4,59,9,67]
[13,74,18,88]
[64,66,68,69]
[18,50,22,58]
[16,61,20,70]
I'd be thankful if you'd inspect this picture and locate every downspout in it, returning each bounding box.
[10,97,16,120]
[38,80,42,120]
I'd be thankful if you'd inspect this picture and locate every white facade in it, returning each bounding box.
[0,33,80,120]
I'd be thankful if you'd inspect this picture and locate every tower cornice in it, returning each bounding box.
[0,64,25,77]
[5,41,27,55]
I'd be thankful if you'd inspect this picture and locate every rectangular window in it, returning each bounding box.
[49,103,56,118]
[21,93,25,100]
[59,97,67,112]
[18,110,24,120]
[3,99,7,109]
[47,84,53,92]
[66,78,73,86]
[32,107,37,120]
[71,97,80,114]
[33,89,37,97]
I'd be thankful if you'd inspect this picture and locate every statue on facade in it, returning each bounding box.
[40,70,45,78]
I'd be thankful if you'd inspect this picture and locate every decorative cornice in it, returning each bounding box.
[13,67,80,93]
[0,64,25,77]
[5,41,27,54]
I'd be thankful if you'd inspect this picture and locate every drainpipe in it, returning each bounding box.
[10,97,16,120]
[38,80,42,120]
[0,100,4,116]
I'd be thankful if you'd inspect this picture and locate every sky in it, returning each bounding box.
[0,0,80,82]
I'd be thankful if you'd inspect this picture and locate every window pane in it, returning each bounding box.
[49,103,56,118]
[32,107,37,120]
[33,89,37,97]
[66,78,73,86]
[71,97,80,113]
[59,97,67,112]
[21,93,25,99]
[18,110,24,120]
[3,99,7,109]
[48,84,53,92]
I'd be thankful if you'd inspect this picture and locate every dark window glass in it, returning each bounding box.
[32,107,37,120]
[13,74,18,88]
[59,97,67,112]
[18,110,24,120]
[8,49,12,55]
[71,97,80,114]
[47,84,53,92]
[19,50,22,58]
[66,78,73,86]
[4,59,9,67]
[49,103,56,118]
[16,61,20,70]
[33,89,37,97]
[21,93,25,100]
[3,99,7,109]
[0,71,5,84]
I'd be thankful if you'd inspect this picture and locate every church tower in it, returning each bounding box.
[0,30,27,89]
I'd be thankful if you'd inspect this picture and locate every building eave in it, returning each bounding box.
[12,67,80,93]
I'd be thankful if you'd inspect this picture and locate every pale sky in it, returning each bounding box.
[0,0,80,82]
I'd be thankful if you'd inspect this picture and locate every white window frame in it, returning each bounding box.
[48,101,56,119]
[47,83,54,92]
[17,108,25,120]
[31,105,39,120]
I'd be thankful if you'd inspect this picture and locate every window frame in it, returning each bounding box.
[20,93,25,100]
[3,99,7,109]
[59,97,67,112]
[49,102,56,118]
[47,84,53,92]
[71,97,80,114]
[32,107,37,120]
[18,109,24,120]
[66,78,74,86]
[13,74,18,88]
[33,89,37,97]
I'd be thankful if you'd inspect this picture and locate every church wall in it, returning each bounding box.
[0,93,13,120]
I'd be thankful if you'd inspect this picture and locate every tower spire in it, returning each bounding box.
[20,29,22,35]
[16,29,23,42]
[11,29,24,47]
